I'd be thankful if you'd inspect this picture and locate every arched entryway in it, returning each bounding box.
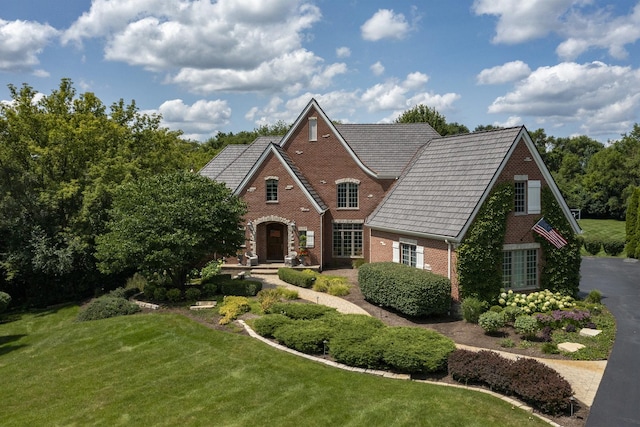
[248,215,296,264]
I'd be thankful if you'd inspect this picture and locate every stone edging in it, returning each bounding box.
[237,320,562,427]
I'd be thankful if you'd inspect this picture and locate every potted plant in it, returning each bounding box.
[298,234,308,265]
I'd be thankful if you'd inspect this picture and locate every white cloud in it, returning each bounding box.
[32,69,50,78]
[245,71,460,128]
[150,98,232,140]
[493,116,523,128]
[361,9,410,41]
[336,46,351,58]
[487,61,640,137]
[474,1,640,61]
[370,61,385,76]
[477,61,532,85]
[472,0,576,44]
[61,0,343,95]
[0,19,58,72]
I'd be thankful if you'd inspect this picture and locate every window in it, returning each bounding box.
[401,243,417,267]
[266,178,278,202]
[502,248,538,289]
[332,222,363,257]
[393,239,425,269]
[298,229,315,248]
[337,182,359,209]
[309,117,317,141]
[514,177,541,214]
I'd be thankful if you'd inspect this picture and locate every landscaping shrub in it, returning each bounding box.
[372,327,456,374]
[508,358,573,415]
[461,297,487,323]
[166,288,182,302]
[153,287,167,302]
[218,296,250,325]
[202,282,219,298]
[200,259,223,283]
[277,268,316,288]
[185,287,201,302]
[498,288,575,313]
[256,288,299,311]
[478,311,506,334]
[219,279,262,296]
[489,305,503,313]
[252,314,292,338]
[328,314,386,369]
[352,258,367,269]
[272,319,333,354]
[327,283,350,296]
[502,305,522,322]
[125,273,146,295]
[603,239,625,256]
[0,291,12,313]
[267,302,336,320]
[535,309,591,330]
[358,262,451,317]
[584,238,603,255]
[449,350,573,415]
[143,282,156,300]
[77,293,141,321]
[448,350,512,393]
[514,315,539,339]
[584,289,602,304]
[542,342,559,354]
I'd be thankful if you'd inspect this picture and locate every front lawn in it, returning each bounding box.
[578,219,627,257]
[0,306,549,426]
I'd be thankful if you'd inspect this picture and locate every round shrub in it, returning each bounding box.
[489,305,503,313]
[372,327,456,374]
[267,302,337,320]
[185,287,201,302]
[77,296,141,321]
[252,314,292,338]
[603,239,625,256]
[502,305,522,323]
[478,311,506,334]
[328,315,386,368]
[508,357,573,415]
[202,282,218,298]
[584,289,602,304]
[327,283,350,296]
[218,296,250,325]
[584,238,603,255]
[514,315,539,339]
[166,288,182,302]
[461,297,487,324]
[0,291,12,313]
[153,287,167,301]
[272,319,333,354]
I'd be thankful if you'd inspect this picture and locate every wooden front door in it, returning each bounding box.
[266,223,285,261]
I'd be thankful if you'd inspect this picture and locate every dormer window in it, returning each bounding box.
[308,117,317,141]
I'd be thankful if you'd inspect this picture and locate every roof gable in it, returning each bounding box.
[235,143,328,213]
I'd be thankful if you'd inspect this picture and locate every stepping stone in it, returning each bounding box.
[558,342,586,352]
[580,328,602,337]
[190,300,217,310]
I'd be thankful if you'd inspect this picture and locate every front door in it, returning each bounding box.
[266,223,285,261]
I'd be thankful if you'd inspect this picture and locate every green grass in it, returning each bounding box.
[0,307,549,427]
[578,218,626,257]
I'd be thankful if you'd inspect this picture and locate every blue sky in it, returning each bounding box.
[1,1,639,142]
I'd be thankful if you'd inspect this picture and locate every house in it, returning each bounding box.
[200,99,581,300]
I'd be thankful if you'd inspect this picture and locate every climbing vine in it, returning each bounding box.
[457,182,513,302]
[538,187,581,297]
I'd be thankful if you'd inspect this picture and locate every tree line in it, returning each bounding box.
[1,80,639,306]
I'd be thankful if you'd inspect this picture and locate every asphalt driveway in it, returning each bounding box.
[581,257,640,427]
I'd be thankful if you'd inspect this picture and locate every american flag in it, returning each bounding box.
[532,218,568,249]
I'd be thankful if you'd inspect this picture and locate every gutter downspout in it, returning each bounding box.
[319,211,325,272]
[445,240,452,280]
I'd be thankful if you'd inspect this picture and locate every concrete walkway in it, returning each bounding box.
[253,274,606,407]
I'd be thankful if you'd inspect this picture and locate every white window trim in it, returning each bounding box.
[308,117,317,141]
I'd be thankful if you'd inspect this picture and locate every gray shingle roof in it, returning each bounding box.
[335,123,440,177]
[272,145,328,212]
[199,136,279,191]
[366,127,524,239]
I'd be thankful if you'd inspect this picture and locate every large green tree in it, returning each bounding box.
[0,79,194,305]
[395,104,469,136]
[96,172,246,289]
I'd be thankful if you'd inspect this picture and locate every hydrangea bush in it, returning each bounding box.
[497,289,574,314]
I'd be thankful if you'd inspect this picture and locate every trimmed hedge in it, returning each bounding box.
[602,239,625,256]
[327,315,386,369]
[584,238,603,255]
[267,302,337,320]
[358,262,451,317]
[251,314,292,338]
[372,327,456,374]
[277,268,316,288]
[77,291,141,322]
[448,349,573,415]
[220,279,262,296]
[272,319,333,354]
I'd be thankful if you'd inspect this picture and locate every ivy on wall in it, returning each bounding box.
[457,183,582,302]
[457,182,513,302]
[538,187,581,296]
